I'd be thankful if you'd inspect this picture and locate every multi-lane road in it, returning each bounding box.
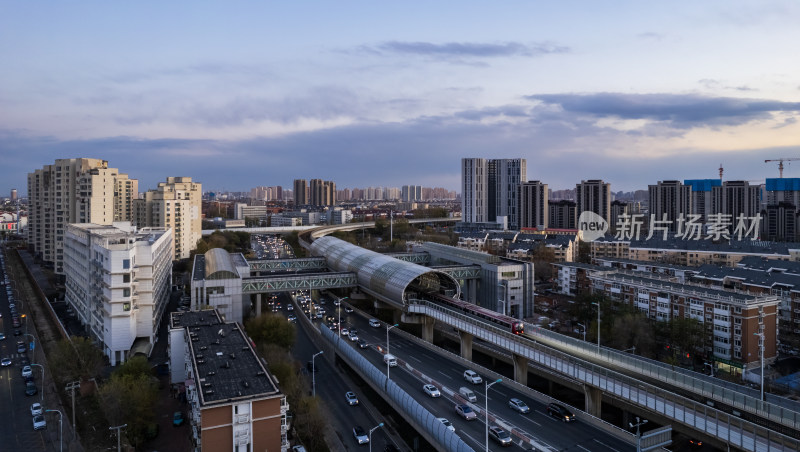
[285,289,633,451]
[0,252,60,451]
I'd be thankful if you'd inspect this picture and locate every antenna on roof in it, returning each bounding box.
[217,328,225,337]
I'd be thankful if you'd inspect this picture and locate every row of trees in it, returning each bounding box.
[244,314,329,452]
[565,294,706,366]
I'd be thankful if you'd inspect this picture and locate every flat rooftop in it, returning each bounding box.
[174,311,281,406]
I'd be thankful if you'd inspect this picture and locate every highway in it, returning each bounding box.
[319,302,634,451]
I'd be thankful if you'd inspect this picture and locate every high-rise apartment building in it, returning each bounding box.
[548,200,577,230]
[293,179,308,206]
[309,179,336,206]
[576,180,611,225]
[10,188,17,202]
[135,177,202,260]
[402,185,422,202]
[489,159,526,229]
[462,158,526,228]
[520,181,548,229]
[64,222,172,365]
[766,178,800,207]
[27,158,138,274]
[461,158,489,223]
[684,179,721,222]
[648,180,692,231]
[712,180,762,220]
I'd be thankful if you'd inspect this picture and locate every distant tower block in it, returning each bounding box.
[10,188,17,201]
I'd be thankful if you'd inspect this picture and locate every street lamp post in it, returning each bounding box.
[66,381,81,432]
[592,301,601,351]
[312,351,323,397]
[368,422,384,452]
[46,409,63,452]
[386,323,399,380]
[577,323,586,342]
[485,378,502,452]
[630,416,648,452]
[109,424,127,452]
[497,282,507,316]
[754,332,765,401]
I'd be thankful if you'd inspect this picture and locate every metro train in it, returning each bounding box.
[429,293,524,335]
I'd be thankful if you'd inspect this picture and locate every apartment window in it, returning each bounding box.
[123,288,130,297]
[123,274,130,283]
[123,303,131,311]
[123,259,130,269]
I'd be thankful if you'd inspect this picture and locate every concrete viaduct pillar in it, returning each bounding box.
[421,316,435,342]
[459,331,473,361]
[512,354,528,386]
[255,293,262,317]
[583,385,602,418]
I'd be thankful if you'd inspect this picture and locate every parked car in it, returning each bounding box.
[21,365,32,378]
[32,415,46,431]
[546,403,575,422]
[489,426,513,446]
[352,426,369,444]
[455,404,477,421]
[25,381,38,396]
[345,391,359,406]
[463,370,482,384]
[509,397,531,414]
[31,402,43,416]
[17,342,27,354]
[423,384,441,398]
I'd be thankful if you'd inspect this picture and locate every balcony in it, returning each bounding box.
[235,414,250,424]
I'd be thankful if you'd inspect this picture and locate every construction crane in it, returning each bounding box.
[764,158,800,178]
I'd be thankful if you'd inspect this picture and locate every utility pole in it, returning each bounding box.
[66,381,81,432]
[109,424,127,452]
[630,416,648,452]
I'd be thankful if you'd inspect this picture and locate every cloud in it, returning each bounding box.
[365,41,569,59]
[637,32,665,40]
[698,79,757,92]
[525,93,800,128]
[773,117,797,129]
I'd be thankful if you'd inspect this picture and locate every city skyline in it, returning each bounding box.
[2,2,800,194]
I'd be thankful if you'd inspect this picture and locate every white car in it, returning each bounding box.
[32,415,46,431]
[423,384,441,398]
[353,426,369,444]
[369,318,381,328]
[31,402,43,416]
[341,328,350,336]
[349,333,359,342]
[345,391,359,406]
[463,370,482,384]
[22,365,33,378]
[437,417,455,433]
[508,397,531,414]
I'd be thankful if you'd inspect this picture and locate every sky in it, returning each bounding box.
[2,1,800,195]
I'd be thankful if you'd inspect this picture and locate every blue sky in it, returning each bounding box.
[2,1,799,195]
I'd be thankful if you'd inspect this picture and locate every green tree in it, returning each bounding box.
[114,355,153,379]
[49,336,106,383]
[98,372,159,447]
[245,313,297,349]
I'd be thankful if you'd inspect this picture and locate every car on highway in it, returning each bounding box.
[546,403,575,422]
[32,415,46,431]
[357,339,369,349]
[454,404,477,421]
[488,426,513,446]
[352,426,369,444]
[509,397,531,414]
[25,381,38,396]
[341,328,350,336]
[31,402,43,416]
[22,365,32,378]
[422,384,441,398]
[369,318,381,327]
[0,332,5,341]
[437,417,455,432]
[349,333,359,342]
[17,341,26,354]
[13,329,21,336]
[1,357,11,367]
[345,306,354,313]
[287,314,297,323]
[345,391,359,406]
[463,370,482,384]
